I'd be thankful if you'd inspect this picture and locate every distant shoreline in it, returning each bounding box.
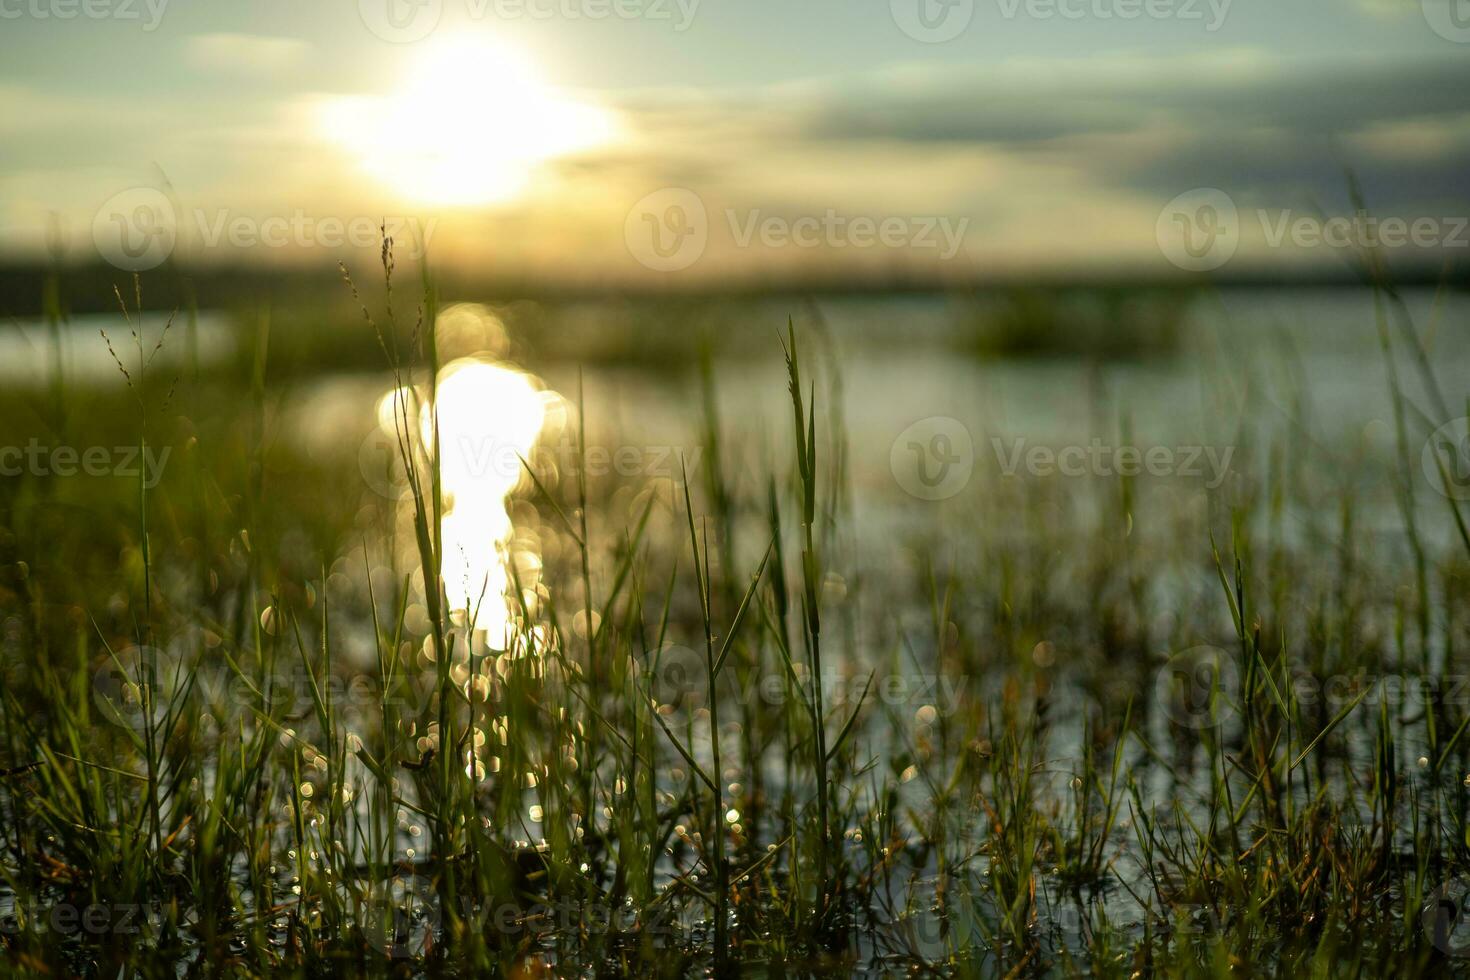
[0,259,1464,317]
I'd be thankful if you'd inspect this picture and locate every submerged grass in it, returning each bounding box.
[0,243,1468,977]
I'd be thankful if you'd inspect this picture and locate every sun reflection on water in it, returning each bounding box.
[431,358,547,623]
[373,306,562,643]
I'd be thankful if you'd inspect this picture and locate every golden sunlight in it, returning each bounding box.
[427,357,548,634]
[374,332,556,642]
[320,36,615,206]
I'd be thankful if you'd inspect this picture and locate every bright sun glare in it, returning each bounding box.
[321,36,615,206]
[374,338,556,640]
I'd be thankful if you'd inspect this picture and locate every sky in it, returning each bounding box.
[1,0,1467,282]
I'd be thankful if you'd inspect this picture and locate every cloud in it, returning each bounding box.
[2,41,1465,276]
[753,51,1470,148]
[605,50,1470,211]
[523,48,1470,277]
[186,34,310,74]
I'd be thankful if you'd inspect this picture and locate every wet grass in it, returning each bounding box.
[0,248,1469,977]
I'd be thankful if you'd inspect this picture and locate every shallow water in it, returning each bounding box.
[8,285,1466,972]
[0,310,234,384]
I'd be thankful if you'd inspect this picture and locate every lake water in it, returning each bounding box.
[9,285,1466,557]
[0,310,233,384]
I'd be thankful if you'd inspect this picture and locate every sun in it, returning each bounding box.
[320,36,615,207]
